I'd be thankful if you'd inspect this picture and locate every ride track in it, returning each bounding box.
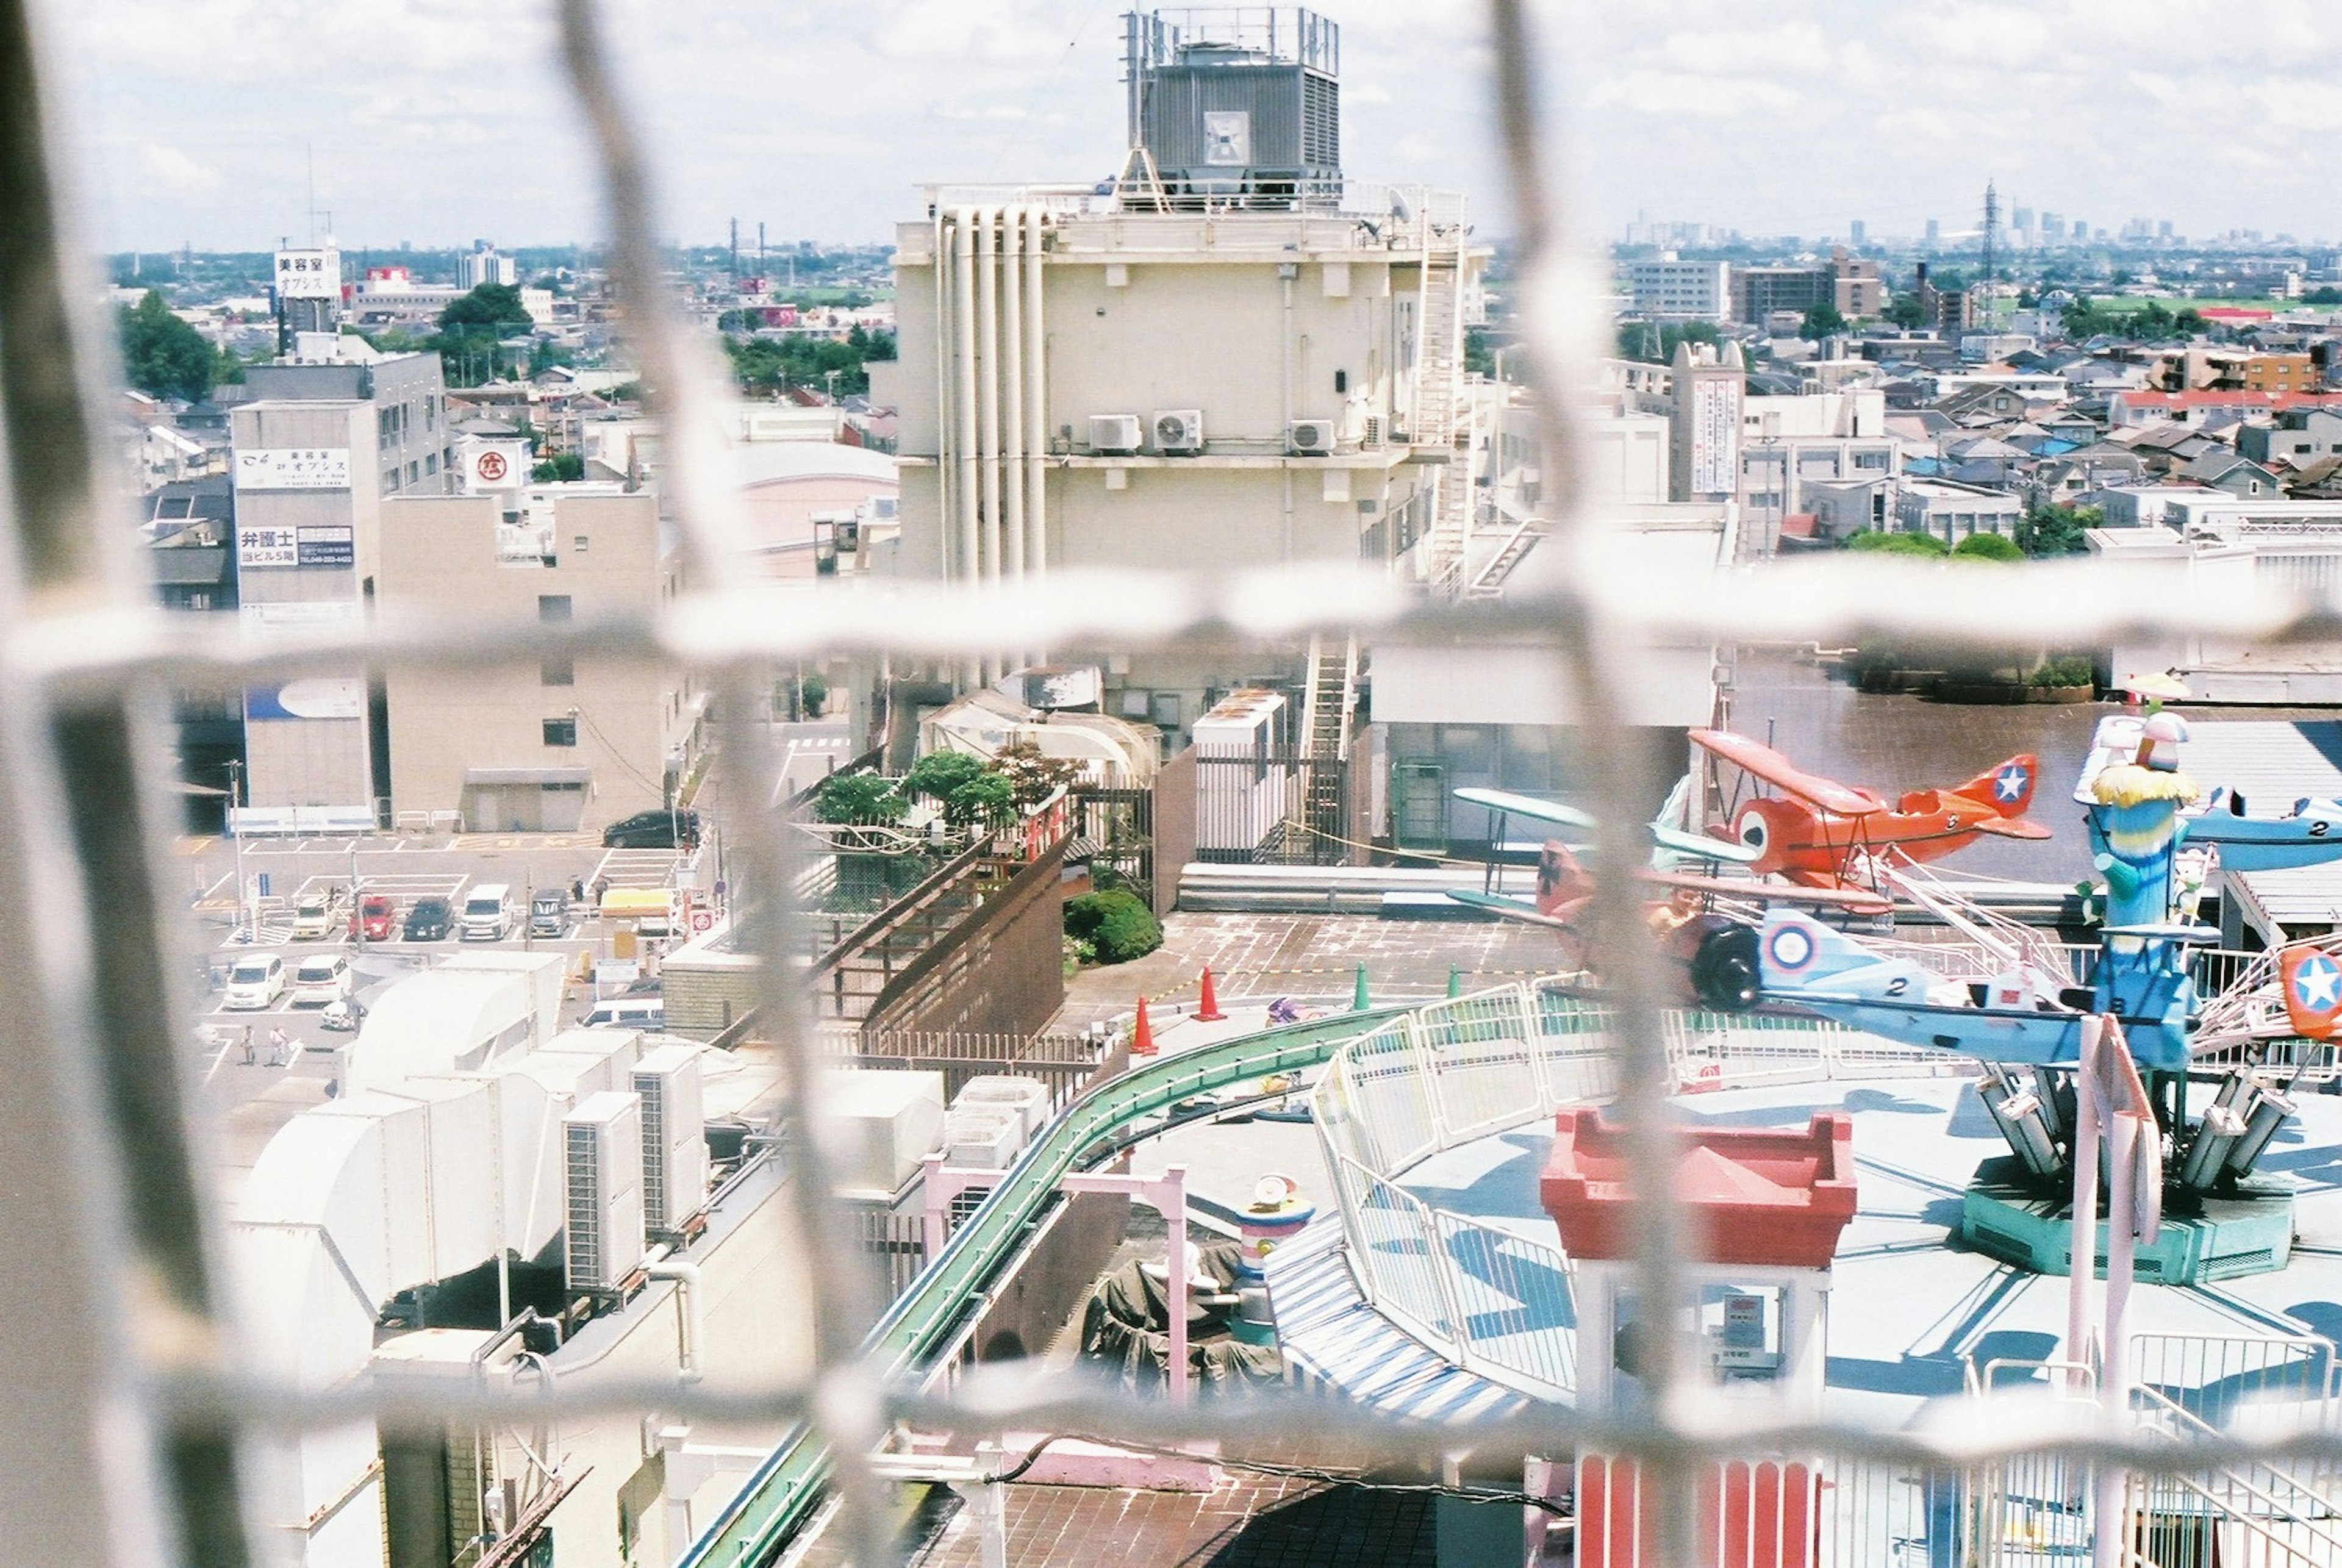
[682,1002,1411,1567]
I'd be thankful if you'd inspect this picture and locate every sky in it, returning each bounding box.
[45,0,2342,256]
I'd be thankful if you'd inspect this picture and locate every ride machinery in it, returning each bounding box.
[1753,712,2342,1283]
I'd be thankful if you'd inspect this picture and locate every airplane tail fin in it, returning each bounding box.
[1759,908,1936,1001]
[1534,841,1597,920]
[1950,753,2039,818]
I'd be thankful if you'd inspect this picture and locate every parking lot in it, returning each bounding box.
[181,828,709,1075]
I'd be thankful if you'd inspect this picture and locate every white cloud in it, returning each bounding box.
[135,143,221,194]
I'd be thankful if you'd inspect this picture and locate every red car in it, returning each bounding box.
[352,893,397,942]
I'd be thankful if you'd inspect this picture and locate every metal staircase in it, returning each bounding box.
[1462,518,1546,601]
[1411,230,1476,597]
[1298,632,1358,764]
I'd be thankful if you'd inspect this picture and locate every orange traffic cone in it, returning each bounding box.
[1132,997,1157,1057]
[1195,967,1227,1023]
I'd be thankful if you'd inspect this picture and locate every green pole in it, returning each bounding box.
[1352,962,1370,1011]
[1447,965,1463,999]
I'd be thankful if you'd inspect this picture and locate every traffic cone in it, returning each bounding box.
[1195,967,1227,1023]
[1352,963,1370,1011]
[1131,997,1157,1057]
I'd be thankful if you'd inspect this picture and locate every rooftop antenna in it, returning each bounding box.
[306,141,316,247]
[729,217,739,279]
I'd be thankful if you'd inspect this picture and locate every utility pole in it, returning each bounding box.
[227,759,252,942]
[1982,181,2000,287]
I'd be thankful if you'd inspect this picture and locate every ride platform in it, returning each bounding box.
[1959,1155,2297,1285]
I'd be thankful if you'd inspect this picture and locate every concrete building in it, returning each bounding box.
[229,340,453,814]
[1732,251,1881,324]
[2239,408,2342,468]
[376,489,699,832]
[1894,478,2022,543]
[889,172,1477,738]
[1736,387,1896,554]
[1624,256,1730,321]
[2090,515,2342,701]
[458,242,519,290]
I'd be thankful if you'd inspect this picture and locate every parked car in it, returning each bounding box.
[351,893,397,943]
[403,897,454,942]
[601,809,701,849]
[289,888,344,941]
[530,890,569,938]
[581,995,665,1030]
[223,953,287,1010]
[290,953,353,1007]
[460,883,513,942]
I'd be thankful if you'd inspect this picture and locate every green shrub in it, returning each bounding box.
[905,750,989,801]
[2030,654,2095,688]
[1952,532,2025,562]
[1065,890,1162,965]
[1846,529,1949,558]
[813,772,903,824]
[798,672,829,717]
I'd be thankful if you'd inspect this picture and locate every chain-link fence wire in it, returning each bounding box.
[12,1,2342,1566]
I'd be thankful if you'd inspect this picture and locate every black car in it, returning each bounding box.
[601,808,701,849]
[403,896,454,941]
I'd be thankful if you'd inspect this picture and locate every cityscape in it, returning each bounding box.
[22,5,2342,1568]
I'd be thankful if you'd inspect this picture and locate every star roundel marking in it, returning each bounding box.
[1993,762,2030,804]
[2294,953,2342,1012]
[1767,924,1815,972]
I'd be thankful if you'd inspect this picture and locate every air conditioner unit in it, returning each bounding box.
[1088,413,1144,454]
[1152,409,1205,454]
[1287,418,1334,456]
[564,1091,645,1294]
[632,1045,709,1237]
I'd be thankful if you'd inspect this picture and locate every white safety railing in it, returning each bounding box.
[1312,981,1959,1402]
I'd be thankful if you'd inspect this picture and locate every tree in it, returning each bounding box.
[1882,294,1925,329]
[1950,531,2024,562]
[904,750,989,801]
[1614,318,1719,365]
[1799,303,1849,340]
[814,772,903,825]
[531,453,584,482]
[432,282,537,387]
[2016,501,2099,559]
[117,290,217,402]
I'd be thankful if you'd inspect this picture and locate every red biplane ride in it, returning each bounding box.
[1690,728,2049,892]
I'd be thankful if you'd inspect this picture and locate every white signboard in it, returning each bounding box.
[235,448,351,491]
[240,599,359,634]
[238,525,298,568]
[1688,379,1738,496]
[274,248,343,301]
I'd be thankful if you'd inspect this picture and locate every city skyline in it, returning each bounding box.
[51,0,2342,252]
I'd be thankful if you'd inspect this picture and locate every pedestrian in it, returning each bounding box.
[267,1025,290,1067]
[571,878,586,906]
[240,1024,256,1065]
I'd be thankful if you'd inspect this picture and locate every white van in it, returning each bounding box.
[460,883,513,942]
[582,996,665,1031]
[290,953,353,1006]
[289,888,342,941]
[223,953,287,1009]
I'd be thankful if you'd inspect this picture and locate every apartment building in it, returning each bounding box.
[1624,256,1730,321]
[376,489,698,832]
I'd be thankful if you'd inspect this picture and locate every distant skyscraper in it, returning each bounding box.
[2012,206,2035,234]
[2041,211,2063,244]
[1849,219,1866,247]
[1925,218,1941,243]
[2158,220,2175,241]
[2072,218,2088,240]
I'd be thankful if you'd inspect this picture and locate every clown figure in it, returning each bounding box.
[2086,711,2201,932]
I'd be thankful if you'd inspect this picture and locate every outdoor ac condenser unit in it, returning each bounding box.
[1287,418,1334,456]
[1089,413,1144,454]
[632,1044,709,1237]
[564,1090,645,1294]
[1152,409,1205,454]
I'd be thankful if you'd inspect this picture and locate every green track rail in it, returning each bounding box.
[682,1006,1406,1568]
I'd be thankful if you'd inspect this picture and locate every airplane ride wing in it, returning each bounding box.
[1966,817,2054,840]
[1651,825,1764,865]
[1638,870,1891,915]
[1444,889,1576,929]
[1689,729,1889,817]
[1453,787,1596,831]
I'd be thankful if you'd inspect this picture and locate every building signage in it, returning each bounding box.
[474,448,510,484]
[245,678,365,722]
[238,526,298,568]
[1688,379,1738,496]
[240,600,359,634]
[273,248,342,301]
[296,525,355,567]
[235,448,351,491]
